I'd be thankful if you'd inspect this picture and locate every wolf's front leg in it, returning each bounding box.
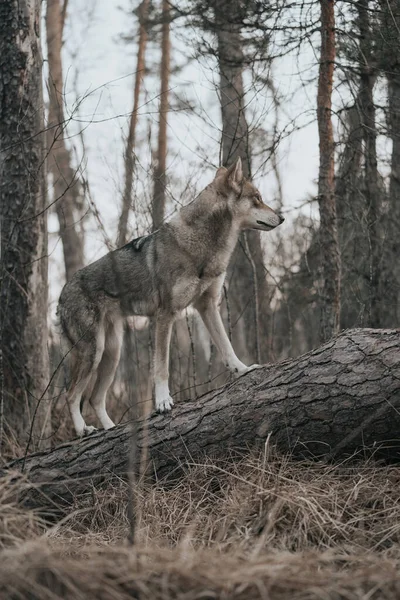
[154,313,175,412]
[196,297,259,375]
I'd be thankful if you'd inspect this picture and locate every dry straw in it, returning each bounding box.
[1,448,400,599]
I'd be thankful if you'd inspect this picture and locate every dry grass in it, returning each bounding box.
[1,448,400,599]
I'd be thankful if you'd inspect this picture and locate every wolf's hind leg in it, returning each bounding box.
[67,327,105,437]
[68,370,97,437]
[89,317,123,430]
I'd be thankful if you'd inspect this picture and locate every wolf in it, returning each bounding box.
[58,157,284,437]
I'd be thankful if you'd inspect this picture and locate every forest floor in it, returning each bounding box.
[1,447,400,599]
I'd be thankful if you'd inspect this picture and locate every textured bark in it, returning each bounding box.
[117,0,149,247]
[46,0,84,281]
[152,0,170,231]
[357,0,381,327]
[215,0,271,364]
[336,90,373,329]
[383,74,400,326]
[4,329,400,510]
[379,0,400,327]
[0,0,51,448]
[317,0,341,341]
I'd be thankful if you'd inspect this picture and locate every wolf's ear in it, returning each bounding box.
[226,157,243,194]
[215,166,228,179]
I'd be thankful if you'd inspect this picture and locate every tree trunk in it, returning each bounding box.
[46,0,84,281]
[0,0,50,449]
[379,0,400,328]
[336,90,374,329]
[117,0,149,248]
[317,0,341,341]
[383,74,400,326]
[4,329,400,510]
[357,0,381,327]
[152,0,170,231]
[215,0,271,364]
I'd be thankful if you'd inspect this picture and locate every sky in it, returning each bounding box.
[46,0,321,310]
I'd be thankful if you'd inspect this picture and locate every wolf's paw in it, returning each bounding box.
[238,363,263,375]
[83,425,97,436]
[101,415,116,431]
[156,395,174,413]
[247,363,264,371]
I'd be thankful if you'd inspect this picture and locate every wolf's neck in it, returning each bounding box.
[171,199,240,270]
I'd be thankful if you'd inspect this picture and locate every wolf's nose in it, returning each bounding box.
[278,214,285,224]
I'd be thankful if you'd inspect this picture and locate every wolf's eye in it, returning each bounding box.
[254,194,262,205]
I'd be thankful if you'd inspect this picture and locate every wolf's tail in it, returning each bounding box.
[54,300,74,391]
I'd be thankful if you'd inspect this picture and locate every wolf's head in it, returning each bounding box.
[214,157,284,232]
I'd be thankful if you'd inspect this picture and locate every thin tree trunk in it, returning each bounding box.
[215,0,271,364]
[317,0,341,341]
[46,0,84,281]
[4,329,400,511]
[0,0,50,449]
[379,0,400,327]
[152,0,170,231]
[336,90,373,329]
[357,0,381,327]
[383,74,400,326]
[117,0,150,248]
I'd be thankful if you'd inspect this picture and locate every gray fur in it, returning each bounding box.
[58,157,284,436]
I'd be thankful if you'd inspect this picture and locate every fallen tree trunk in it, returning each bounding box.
[3,328,400,510]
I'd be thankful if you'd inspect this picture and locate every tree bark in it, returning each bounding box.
[46,0,85,281]
[117,0,149,248]
[379,0,400,328]
[336,89,374,330]
[317,0,341,342]
[152,0,170,231]
[215,0,271,364]
[4,329,400,510]
[0,0,51,449]
[383,74,400,326]
[357,0,381,327]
